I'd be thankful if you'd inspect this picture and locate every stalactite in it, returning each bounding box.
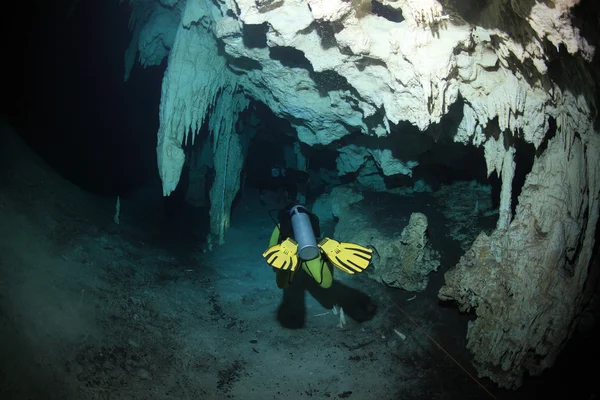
[440,94,600,388]
[122,0,154,81]
[497,146,515,230]
[156,0,230,196]
[208,89,250,245]
[294,142,308,203]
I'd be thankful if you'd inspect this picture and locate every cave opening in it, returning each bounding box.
[242,22,269,49]
[268,46,313,70]
[413,142,491,189]
[242,101,300,202]
[441,0,539,47]
[413,138,501,239]
[511,136,536,218]
[371,0,404,23]
[306,146,344,199]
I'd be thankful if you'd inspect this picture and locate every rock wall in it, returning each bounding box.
[439,128,600,388]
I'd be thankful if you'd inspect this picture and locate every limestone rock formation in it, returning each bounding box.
[329,187,440,291]
[363,212,440,291]
[122,0,600,390]
[439,130,600,388]
[336,144,420,191]
[330,186,365,218]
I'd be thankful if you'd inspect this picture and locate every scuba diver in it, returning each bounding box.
[266,166,309,203]
[262,203,373,289]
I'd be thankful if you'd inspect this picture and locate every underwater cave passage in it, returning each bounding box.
[413,139,501,233]
[242,101,302,204]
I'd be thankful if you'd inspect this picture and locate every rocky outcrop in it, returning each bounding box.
[363,212,440,291]
[439,129,600,388]
[327,188,439,291]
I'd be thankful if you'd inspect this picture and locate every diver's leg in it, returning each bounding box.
[276,269,296,289]
[302,256,333,289]
[269,224,281,247]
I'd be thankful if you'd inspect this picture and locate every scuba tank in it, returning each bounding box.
[289,205,320,260]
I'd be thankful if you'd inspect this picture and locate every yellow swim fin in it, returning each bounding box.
[318,237,373,274]
[262,238,300,272]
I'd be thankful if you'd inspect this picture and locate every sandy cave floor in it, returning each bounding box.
[0,127,597,400]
